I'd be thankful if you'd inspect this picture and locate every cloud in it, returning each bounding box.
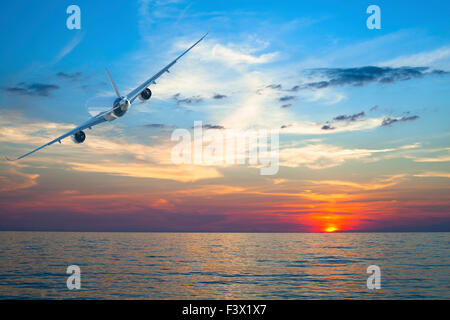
[413,172,450,179]
[279,95,295,102]
[69,162,222,182]
[0,168,39,192]
[412,155,450,163]
[54,31,84,63]
[0,118,73,145]
[4,82,59,97]
[310,175,406,191]
[321,125,335,130]
[333,111,365,122]
[280,104,292,109]
[381,115,419,126]
[212,93,227,100]
[299,66,447,90]
[145,123,166,128]
[267,84,282,90]
[173,184,245,197]
[279,143,418,169]
[194,124,225,130]
[173,92,203,104]
[292,86,346,105]
[143,123,177,129]
[208,43,279,66]
[281,117,383,135]
[0,115,223,182]
[168,37,279,69]
[319,111,366,131]
[130,35,343,132]
[380,46,450,68]
[56,71,83,80]
[280,144,374,169]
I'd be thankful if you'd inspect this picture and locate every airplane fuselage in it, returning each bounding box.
[7,33,207,161]
[103,97,131,121]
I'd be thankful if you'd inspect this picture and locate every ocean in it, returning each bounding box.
[0,232,448,299]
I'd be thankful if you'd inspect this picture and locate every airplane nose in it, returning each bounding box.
[120,98,130,110]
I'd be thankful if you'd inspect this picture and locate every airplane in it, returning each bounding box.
[6,33,208,161]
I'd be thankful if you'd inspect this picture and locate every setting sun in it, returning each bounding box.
[324,226,338,233]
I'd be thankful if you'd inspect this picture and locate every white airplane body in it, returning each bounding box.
[7,33,208,161]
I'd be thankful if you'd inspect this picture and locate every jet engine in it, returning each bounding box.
[138,88,152,101]
[71,131,86,144]
[112,97,130,117]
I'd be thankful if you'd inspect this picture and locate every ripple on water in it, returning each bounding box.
[0,232,448,299]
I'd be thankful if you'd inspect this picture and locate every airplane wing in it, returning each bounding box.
[126,32,208,103]
[6,32,208,161]
[6,115,106,161]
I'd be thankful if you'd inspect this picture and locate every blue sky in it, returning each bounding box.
[0,1,449,232]
[1,1,450,123]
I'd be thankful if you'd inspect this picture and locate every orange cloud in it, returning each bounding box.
[0,168,39,192]
[68,161,222,182]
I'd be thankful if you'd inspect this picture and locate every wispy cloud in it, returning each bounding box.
[321,124,335,130]
[279,143,419,169]
[413,172,450,179]
[56,71,83,80]
[279,95,296,102]
[266,84,282,90]
[296,66,447,90]
[0,168,39,192]
[320,111,366,130]
[412,155,450,163]
[381,115,419,126]
[69,162,222,182]
[212,93,227,100]
[4,82,59,97]
[208,43,279,66]
[333,111,365,122]
[380,46,450,68]
[193,123,225,130]
[309,175,406,191]
[173,92,203,104]
[281,117,383,135]
[0,115,221,182]
[143,123,177,129]
[54,31,85,63]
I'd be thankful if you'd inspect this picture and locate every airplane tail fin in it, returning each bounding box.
[105,68,121,98]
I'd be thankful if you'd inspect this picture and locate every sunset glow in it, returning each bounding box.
[0,1,449,233]
[324,226,338,233]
